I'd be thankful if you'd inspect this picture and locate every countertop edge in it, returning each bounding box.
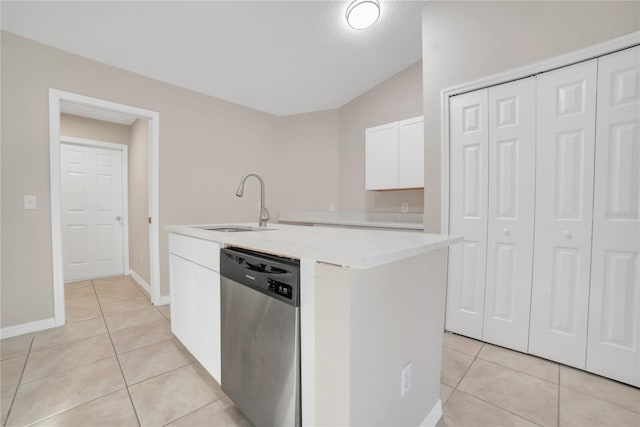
[165,224,462,269]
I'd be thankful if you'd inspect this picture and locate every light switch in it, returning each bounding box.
[24,195,37,210]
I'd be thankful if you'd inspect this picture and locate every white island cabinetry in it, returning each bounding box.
[365,116,424,190]
[169,233,221,383]
[166,223,460,426]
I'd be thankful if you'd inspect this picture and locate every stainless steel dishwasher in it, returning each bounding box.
[220,247,301,427]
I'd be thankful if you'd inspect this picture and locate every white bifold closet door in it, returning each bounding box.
[529,59,598,368]
[482,78,536,352]
[587,46,640,387]
[447,89,489,339]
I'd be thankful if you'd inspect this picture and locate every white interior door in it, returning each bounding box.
[446,88,489,339]
[61,143,125,282]
[529,59,598,368]
[483,77,536,352]
[587,46,640,387]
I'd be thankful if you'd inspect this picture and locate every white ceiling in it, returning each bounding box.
[1,1,425,116]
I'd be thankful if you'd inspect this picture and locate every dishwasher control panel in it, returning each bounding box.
[220,247,300,306]
[268,279,292,299]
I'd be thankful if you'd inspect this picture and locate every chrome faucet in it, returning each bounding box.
[235,172,270,227]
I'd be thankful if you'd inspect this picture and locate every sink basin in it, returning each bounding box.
[195,225,273,232]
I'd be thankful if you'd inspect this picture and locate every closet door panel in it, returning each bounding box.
[530,59,598,368]
[447,89,489,339]
[587,46,640,387]
[483,77,536,352]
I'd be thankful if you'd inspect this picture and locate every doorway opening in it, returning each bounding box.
[60,137,129,282]
[49,89,161,326]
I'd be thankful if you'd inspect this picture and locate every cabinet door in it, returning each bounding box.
[398,117,424,188]
[169,254,196,353]
[483,78,536,352]
[529,60,597,368]
[587,46,640,387]
[170,252,222,383]
[446,89,489,339]
[366,122,399,190]
[194,266,222,383]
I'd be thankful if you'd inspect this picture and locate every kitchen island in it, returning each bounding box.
[165,223,460,426]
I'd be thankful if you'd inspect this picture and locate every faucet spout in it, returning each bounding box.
[235,172,270,227]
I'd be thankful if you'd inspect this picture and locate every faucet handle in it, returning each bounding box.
[263,207,271,221]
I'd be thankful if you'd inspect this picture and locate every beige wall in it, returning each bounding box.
[129,119,150,284]
[0,31,340,328]
[60,113,131,145]
[338,60,424,213]
[422,1,640,232]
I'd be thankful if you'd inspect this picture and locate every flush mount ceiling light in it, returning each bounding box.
[346,0,380,30]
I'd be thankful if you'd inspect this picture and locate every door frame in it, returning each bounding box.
[440,31,640,234]
[49,89,161,326]
[60,137,130,281]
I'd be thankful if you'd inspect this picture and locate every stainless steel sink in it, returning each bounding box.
[194,225,273,232]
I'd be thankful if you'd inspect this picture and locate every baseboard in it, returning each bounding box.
[155,295,171,306]
[129,269,151,295]
[420,399,442,427]
[0,317,56,339]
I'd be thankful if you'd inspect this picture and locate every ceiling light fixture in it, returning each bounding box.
[346,0,380,30]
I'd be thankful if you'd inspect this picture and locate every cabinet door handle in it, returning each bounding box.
[502,228,511,236]
[116,216,122,222]
[563,230,572,238]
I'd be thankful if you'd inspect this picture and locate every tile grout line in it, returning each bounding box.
[448,341,557,426]
[160,394,226,427]
[92,279,143,427]
[23,387,131,426]
[452,343,482,390]
[17,354,116,388]
[446,334,640,416]
[557,367,561,427]
[3,335,34,427]
[453,389,546,427]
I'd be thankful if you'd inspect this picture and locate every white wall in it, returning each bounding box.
[314,249,447,425]
[129,119,150,284]
[422,1,640,232]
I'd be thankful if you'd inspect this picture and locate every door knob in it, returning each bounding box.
[563,230,572,238]
[116,216,122,221]
[502,228,510,236]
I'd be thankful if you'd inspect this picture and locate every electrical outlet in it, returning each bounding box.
[401,362,412,397]
[401,203,408,213]
[24,195,37,210]
[329,202,335,212]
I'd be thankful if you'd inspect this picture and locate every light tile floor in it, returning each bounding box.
[438,332,640,427]
[0,276,251,427]
[1,276,638,426]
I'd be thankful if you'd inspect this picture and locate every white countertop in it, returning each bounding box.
[278,211,424,230]
[166,223,461,269]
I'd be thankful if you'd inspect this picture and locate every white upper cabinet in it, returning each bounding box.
[483,77,536,352]
[529,59,598,369]
[446,90,489,340]
[366,122,399,190]
[587,46,640,387]
[365,117,424,190]
[398,117,425,188]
